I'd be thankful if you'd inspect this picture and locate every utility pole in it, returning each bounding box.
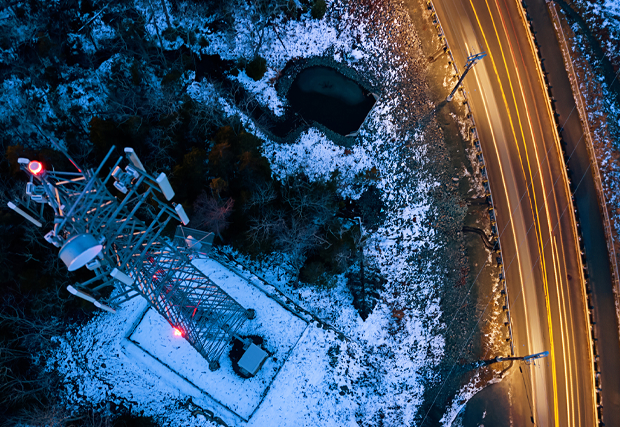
[447,51,487,102]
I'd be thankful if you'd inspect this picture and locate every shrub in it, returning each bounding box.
[299,261,338,288]
[130,60,142,86]
[170,146,208,203]
[245,56,267,81]
[162,27,178,42]
[113,413,157,427]
[356,186,386,230]
[161,69,182,86]
[89,117,150,162]
[299,260,326,284]
[207,125,271,183]
[311,0,327,19]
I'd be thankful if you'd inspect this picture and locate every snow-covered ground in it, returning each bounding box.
[30,0,473,425]
[263,127,376,200]
[569,0,620,68]
[130,258,309,422]
[47,288,354,427]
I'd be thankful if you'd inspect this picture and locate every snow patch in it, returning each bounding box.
[263,128,375,199]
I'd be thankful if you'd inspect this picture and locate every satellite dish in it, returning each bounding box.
[59,234,103,271]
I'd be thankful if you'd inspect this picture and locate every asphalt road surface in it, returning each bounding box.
[432,0,597,424]
[526,0,620,424]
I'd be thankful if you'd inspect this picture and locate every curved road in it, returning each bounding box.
[432,0,596,425]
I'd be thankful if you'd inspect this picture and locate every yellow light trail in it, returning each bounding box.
[554,226,583,423]
[552,234,574,426]
[490,0,572,423]
[469,64,531,351]
[466,0,560,424]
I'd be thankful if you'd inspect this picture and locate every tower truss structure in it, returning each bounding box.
[8,146,251,370]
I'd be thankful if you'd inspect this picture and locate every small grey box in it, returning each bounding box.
[238,343,269,377]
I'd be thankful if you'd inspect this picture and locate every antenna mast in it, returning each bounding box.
[8,147,252,370]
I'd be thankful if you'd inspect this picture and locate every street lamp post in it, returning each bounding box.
[447,51,487,102]
[480,350,550,368]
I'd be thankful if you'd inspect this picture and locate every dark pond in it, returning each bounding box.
[287,66,376,135]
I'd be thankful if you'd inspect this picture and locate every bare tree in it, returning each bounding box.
[0,304,64,410]
[274,217,324,274]
[244,0,293,58]
[243,181,277,211]
[193,192,234,239]
[102,59,178,123]
[281,179,335,223]
[245,178,337,274]
[0,305,64,353]
[9,404,71,427]
[185,80,228,134]
[246,206,285,245]
[159,0,172,29]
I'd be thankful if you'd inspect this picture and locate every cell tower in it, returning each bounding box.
[8,146,253,370]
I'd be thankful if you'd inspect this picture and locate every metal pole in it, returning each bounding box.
[447,51,487,102]
[7,201,43,227]
[490,350,549,365]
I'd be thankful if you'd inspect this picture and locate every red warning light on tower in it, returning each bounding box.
[173,328,183,337]
[28,161,43,175]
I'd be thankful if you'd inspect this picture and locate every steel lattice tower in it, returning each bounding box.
[8,146,252,370]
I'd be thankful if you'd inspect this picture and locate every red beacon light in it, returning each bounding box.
[173,328,183,337]
[28,160,44,175]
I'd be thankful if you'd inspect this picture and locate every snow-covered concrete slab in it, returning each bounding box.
[248,326,358,427]
[128,258,308,421]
